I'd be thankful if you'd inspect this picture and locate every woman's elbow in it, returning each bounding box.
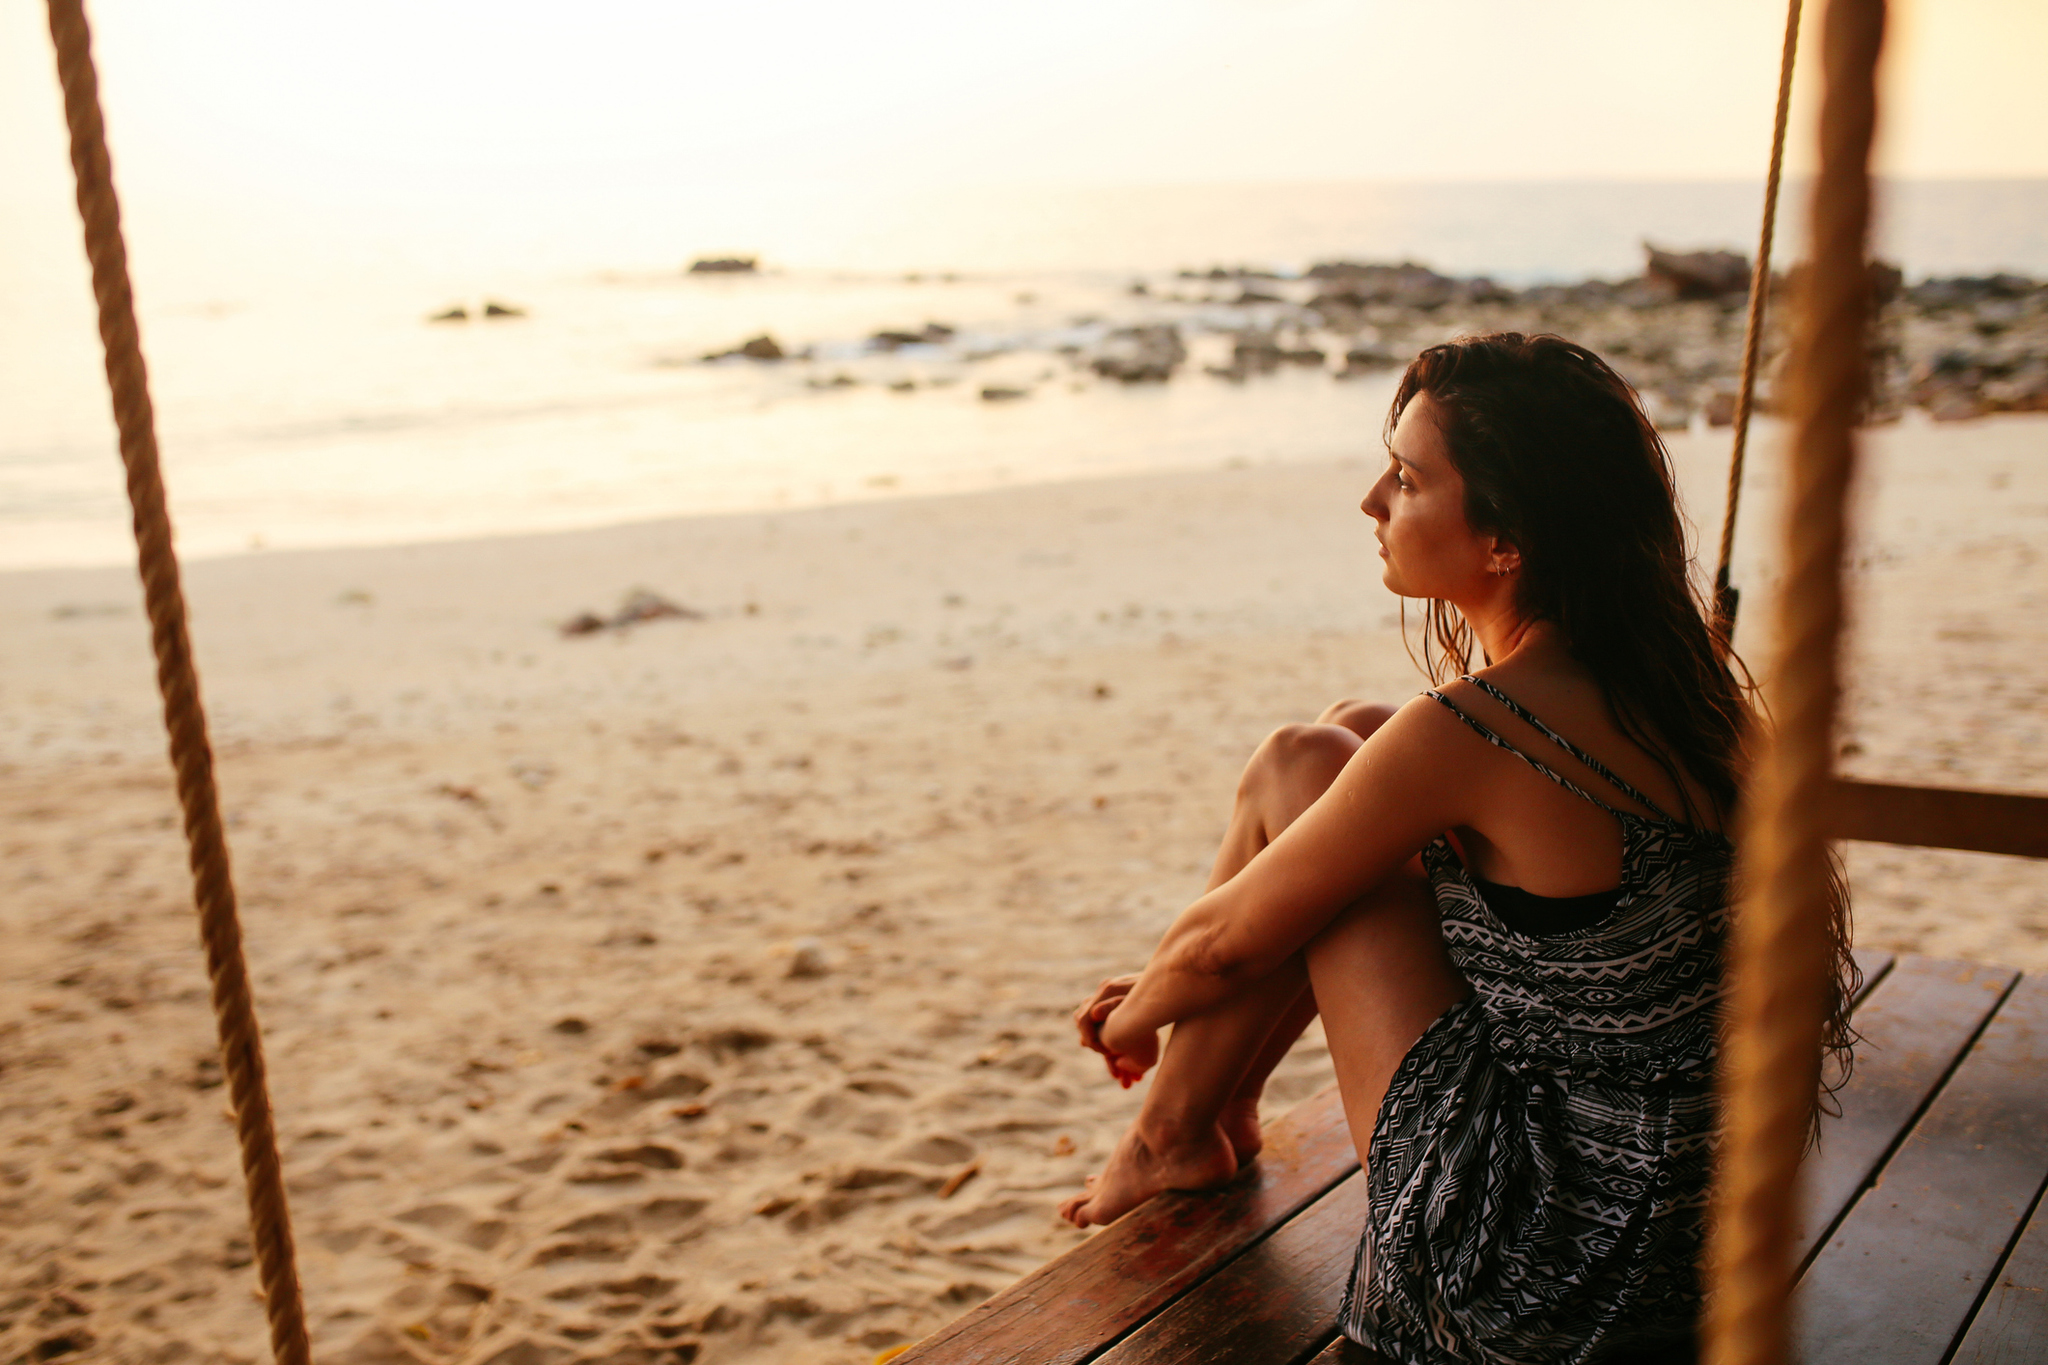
[1173,922,1276,985]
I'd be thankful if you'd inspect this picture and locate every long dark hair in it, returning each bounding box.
[1388,332,1856,1118]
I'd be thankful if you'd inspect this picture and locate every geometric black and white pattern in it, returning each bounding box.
[1339,679,1731,1364]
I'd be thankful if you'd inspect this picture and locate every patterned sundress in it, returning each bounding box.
[1339,676,1732,1364]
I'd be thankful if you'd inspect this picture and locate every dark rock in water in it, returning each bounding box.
[1090,324,1186,383]
[1303,262,1490,314]
[1981,361,2048,412]
[869,322,956,351]
[1644,388,1694,431]
[1907,273,2035,311]
[1233,288,1285,306]
[689,256,758,274]
[807,373,859,389]
[1643,244,1751,300]
[979,386,1030,402]
[1181,265,1281,282]
[428,305,468,323]
[1701,388,1739,428]
[702,334,784,362]
[1910,345,2048,419]
[1230,334,1284,378]
[1338,343,1403,377]
[560,612,608,638]
[1218,333,1324,380]
[483,300,527,318]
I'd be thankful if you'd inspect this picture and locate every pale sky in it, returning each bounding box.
[3,0,2044,284]
[6,0,2045,188]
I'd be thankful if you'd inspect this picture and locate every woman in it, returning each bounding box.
[1061,333,1853,1363]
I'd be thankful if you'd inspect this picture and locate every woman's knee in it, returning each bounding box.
[1234,722,1360,827]
[1316,698,1400,740]
[1243,722,1359,794]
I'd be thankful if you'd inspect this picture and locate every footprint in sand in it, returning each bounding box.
[893,1133,976,1166]
[395,1201,510,1251]
[566,1142,688,1184]
[550,1196,709,1246]
[915,1197,1040,1242]
[775,1164,947,1231]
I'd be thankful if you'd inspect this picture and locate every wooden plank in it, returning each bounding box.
[1795,972,2048,1365]
[1797,956,2018,1266]
[1950,1190,2048,1365]
[1832,779,2048,859]
[1851,947,1896,1004]
[895,1085,1358,1365]
[1090,1172,1369,1365]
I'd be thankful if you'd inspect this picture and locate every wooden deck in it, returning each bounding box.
[898,950,2048,1365]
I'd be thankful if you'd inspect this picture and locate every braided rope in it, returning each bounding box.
[1715,0,1805,632]
[1704,1,1884,1362]
[43,3,312,1362]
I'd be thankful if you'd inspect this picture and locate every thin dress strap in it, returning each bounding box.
[1424,690,1631,819]
[1457,676,1677,821]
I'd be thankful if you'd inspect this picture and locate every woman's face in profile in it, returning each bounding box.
[1361,392,1500,601]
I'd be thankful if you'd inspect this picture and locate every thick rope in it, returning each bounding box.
[1703,0,1884,1363]
[43,3,312,1362]
[1715,0,1805,633]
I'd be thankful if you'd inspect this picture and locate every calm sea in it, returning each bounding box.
[5,178,2045,570]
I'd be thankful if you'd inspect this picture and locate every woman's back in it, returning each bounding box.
[1346,671,1733,1365]
[1418,637,1728,902]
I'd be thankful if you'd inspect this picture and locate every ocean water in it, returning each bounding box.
[5,178,2046,571]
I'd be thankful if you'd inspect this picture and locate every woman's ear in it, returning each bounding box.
[1486,538,1523,578]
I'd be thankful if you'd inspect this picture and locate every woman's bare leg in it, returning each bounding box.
[1210,701,1399,1154]
[1305,869,1469,1166]
[1061,702,1401,1228]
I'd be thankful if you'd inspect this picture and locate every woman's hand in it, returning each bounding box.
[1097,1003,1160,1086]
[1074,974,1155,1086]
[1074,974,1137,1055]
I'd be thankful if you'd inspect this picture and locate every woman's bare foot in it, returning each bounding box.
[1058,1117,1240,1228]
[1220,1096,1264,1166]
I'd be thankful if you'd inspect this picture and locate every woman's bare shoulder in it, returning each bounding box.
[1359,686,1516,769]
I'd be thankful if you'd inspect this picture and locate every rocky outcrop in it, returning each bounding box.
[688,257,758,274]
[1643,245,1751,301]
[1305,262,1511,321]
[868,323,956,352]
[726,251,2045,424]
[702,334,785,362]
[1090,325,1186,383]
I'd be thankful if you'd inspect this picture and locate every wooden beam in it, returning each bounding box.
[1831,780,2048,859]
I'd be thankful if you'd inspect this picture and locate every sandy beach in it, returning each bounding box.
[2,415,2044,1365]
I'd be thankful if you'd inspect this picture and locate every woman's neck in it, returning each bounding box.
[1465,601,1548,669]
